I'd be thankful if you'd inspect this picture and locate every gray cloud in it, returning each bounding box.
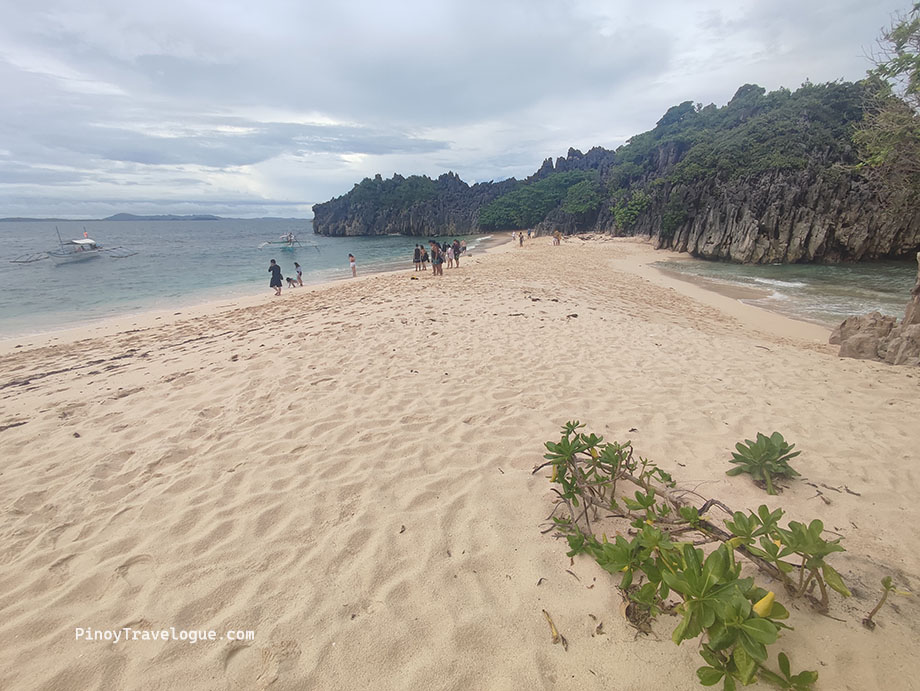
[0,0,910,218]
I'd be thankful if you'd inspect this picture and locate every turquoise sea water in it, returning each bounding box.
[0,219,490,338]
[654,258,917,328]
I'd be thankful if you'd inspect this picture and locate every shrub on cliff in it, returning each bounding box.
[478,170,594,230]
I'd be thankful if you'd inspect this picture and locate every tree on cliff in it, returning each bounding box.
[854,3,920,198]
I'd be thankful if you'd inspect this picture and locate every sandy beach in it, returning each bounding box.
[1,236,918,690]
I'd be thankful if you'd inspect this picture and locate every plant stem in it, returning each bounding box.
[763,469,775,495]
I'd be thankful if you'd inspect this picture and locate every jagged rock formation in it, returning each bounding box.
[829,253,920,365]
[602,169,920,263]
[313,81,920,263]
[313,172,515,237]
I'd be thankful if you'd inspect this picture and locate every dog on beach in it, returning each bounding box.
[285,277,299,288]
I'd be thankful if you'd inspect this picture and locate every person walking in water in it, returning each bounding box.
[349,253,357,277]
[268,259,283,296]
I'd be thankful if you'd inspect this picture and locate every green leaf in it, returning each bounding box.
[699,646,723,669]
[740,617,778,645]
[791,670,819,689]
[697,667,725,686]
[822,563,852,597]
[725,467,744,476]
[672,613,691,644]
[738,633,768,663]
[778,652,791,678]
[733,646,757,685]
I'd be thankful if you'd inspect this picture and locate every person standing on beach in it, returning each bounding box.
[268,259,283,296]
[446,243,454,269]
[429,241,442,276]
[294,262,303,286]
[413,245,421,271]
[349,253,357,277]
[421,246,429,271]
[452,240,461,267]
[519,232,524,247]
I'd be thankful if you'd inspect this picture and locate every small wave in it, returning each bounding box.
[751,277,808,288]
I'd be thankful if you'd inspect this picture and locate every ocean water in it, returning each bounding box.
[654,258,918,328]
[0,219,490,338]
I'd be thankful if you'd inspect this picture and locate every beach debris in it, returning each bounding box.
[399,525,406,534]
[593,621,605,636]
[0,420,28,433]
[566,313,578,318]
[537,577,546,586]
[541,609,568,651]
[73,432,81,438]
[565,569,581,582]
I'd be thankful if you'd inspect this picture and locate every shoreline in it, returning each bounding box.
[0,234,829,354]
[0,233,509,354]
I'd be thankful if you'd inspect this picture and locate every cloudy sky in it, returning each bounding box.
[0,0,908,219]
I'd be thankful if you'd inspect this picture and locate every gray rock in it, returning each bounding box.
[884,324,920,366]
[831,253,920,366]
[829,312,896,346]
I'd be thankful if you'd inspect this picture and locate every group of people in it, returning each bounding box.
[267,260,303,295]
[413,239,466,275]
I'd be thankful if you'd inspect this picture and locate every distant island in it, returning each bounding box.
[0,214,311,222]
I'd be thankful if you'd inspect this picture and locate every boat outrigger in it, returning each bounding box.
[9,228,138,264]
[258,233,301,250]
[258,232,319,253]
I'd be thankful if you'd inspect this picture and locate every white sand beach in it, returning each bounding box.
[0,236,918,690]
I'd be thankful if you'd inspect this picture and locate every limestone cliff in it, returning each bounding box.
[312,172,515,237]
[313,81,920,263]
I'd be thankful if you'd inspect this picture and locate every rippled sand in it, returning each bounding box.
[1,237,918,690]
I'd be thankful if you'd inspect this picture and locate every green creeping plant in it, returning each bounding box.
[545,423,821,690]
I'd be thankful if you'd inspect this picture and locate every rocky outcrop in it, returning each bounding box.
[829,253,920,365]
[313,172,515,237]
[313,81,920,261]
[620,169,920,263]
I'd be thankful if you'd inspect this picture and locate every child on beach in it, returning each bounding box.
[421,247,429,270]
[268,259,283,296]
[349,253,356,277]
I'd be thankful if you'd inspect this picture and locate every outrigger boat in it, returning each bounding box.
[258,233,301,250]
[257,232,319,253]
[9,228,137,264]
[48,237,104,264]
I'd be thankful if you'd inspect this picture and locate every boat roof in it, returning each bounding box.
[70,238,97,245]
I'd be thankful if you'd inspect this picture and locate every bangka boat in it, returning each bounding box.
[8,228,138,264]
[258,233,301,250]
[48,238,104,264]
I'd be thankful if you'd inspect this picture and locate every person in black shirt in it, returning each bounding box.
[268,259,283,296]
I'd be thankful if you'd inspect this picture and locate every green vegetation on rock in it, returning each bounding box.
[348,173,438,210]
[478,170,594,230]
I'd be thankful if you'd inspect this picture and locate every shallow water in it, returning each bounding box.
[654,258,917,327]
[0,219,489,337]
